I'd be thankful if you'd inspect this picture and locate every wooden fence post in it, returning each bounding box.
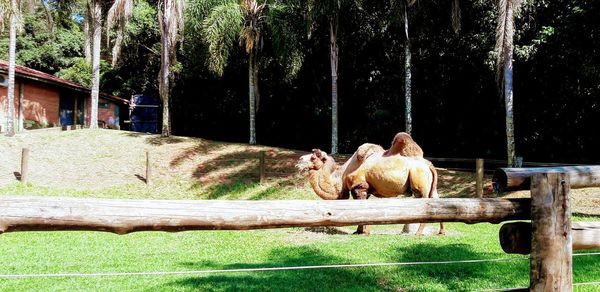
[146,151,152,185]
[20,148,30,183]
[259,151,266,183]
[476,158,484,198]
[530,173,572,291]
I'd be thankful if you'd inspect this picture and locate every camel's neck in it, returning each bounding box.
[307,158,344,200]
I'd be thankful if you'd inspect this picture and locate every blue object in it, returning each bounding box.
[130,94,160,134]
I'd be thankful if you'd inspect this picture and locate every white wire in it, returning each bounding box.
[573,252,600,257]
[0,257,527,279]
[1,252,597,279]
[574,281,600,286]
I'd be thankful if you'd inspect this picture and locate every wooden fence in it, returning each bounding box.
[2,167,600,291]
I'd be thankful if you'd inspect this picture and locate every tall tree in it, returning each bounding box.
[400,0,415,135]
[198,0,302,145]
[85,0,133,129]
[0,0,19,136]
[306,0,348,154]
[495,0,521,166]
[157,0,184,137]
[395,0,461,136]
[0,0,50,135]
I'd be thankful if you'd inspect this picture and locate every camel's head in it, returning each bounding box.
[296,149,330,174]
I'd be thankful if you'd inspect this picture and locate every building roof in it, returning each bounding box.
[0,60,129,105]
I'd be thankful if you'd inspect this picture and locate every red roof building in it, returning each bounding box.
[0,61,129,132]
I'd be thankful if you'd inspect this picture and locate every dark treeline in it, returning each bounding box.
[3,0,599,163]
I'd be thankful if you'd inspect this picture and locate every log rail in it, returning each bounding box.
[0,197,529,234]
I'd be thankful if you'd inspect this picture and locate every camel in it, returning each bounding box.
[297,136,445,236]
[344,154,445,236]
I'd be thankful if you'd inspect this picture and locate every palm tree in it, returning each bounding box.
[198,0,301,145]
[157,0,185,137]
[306,0,347,154]
[0,0,19,136]
[495,0,521,166]
[399,0,415,135]
[83,0,133,129]
[0,0,48,135]
[395,0,461,136]
[0,0,22,137]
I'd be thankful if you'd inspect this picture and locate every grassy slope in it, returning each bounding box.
[1,130,599,291]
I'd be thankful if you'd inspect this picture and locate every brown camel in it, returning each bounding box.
[297,143,444,236]
[344,154,445,236]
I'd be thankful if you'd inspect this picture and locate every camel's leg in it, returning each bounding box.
[408,168,434,236]
[415,223,426,236]
[438,222,446,235]
[352,183,371,236]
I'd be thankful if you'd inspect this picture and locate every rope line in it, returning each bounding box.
[573,251,600,257]
[574,281,600,286]
[1,252,597,279]
[484,281,600,291]
[0,257,527,279]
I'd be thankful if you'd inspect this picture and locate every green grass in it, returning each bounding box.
[1,181,600,291]
[1,222,599,291]
[0,178,313,200]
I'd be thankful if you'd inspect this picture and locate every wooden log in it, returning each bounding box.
[0,197,530,235]
[20,148,30,183]
[492,165,600,192]
[259,151,265,183]
[530,173,572,291]
[476,158,484,198]
[145,151,151,185]
[500,222,600,254]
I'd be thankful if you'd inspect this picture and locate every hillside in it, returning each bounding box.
[0,129,599,215]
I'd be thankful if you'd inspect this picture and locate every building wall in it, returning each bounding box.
[2,77,124,132]
[86,97,121,128]
[0,81,22,131]
[22,81,59,127]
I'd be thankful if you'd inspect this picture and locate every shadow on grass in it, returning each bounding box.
[166,140,308,199]
[121,131,187,146]
[199,177,302,200]
[144,136,187,146]
[159,246,394,291]
[391,243,529,291]
[437,169,494,198]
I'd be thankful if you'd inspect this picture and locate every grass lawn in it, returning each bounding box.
[1,130,600,291]
[1,221,600,291]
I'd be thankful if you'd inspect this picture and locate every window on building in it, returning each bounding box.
[99,102,110,109]
[0,75,7,87]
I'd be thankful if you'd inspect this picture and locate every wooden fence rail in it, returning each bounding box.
[493,165,600,192]
[0,197,529,234]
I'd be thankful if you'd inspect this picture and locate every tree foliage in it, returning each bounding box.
[2,0,599,163]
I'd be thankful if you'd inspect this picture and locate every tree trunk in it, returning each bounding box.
[158,0,172,137]
[504,50,515,167]
[248,51,257,145]
[6,3,17,137]
[89,1,102,129]
[403,3,412,135]
[84,19,92,65]
[329,17,339,154]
